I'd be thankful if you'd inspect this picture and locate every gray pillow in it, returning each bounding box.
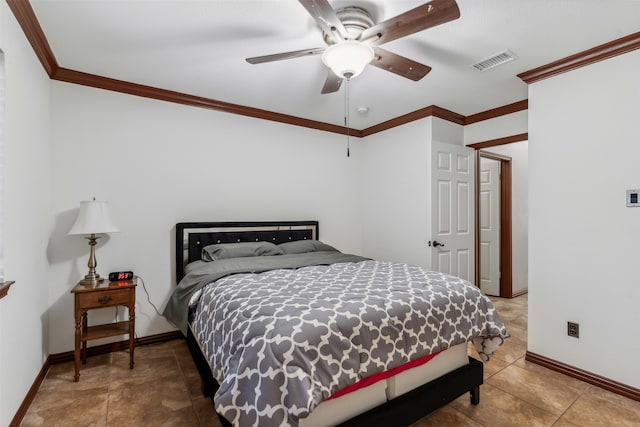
[202,241,283,261]
[278,240,338,255]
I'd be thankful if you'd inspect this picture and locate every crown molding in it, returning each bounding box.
[360,105,465,137]
[465,100,528,125]
[518,31,640,84]
[467,133,528,150]
[6,0,58,76]
[0,281,16,300]
[53,67,352,136]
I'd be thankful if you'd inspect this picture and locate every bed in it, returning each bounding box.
[163,221,509,427]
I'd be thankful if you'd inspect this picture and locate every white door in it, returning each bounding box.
[479,157,501,295]
[431,141,475,283]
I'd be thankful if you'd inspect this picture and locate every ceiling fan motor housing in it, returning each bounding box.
[323,7,374,43]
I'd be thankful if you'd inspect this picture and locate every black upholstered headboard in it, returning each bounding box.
[175,221,319,283]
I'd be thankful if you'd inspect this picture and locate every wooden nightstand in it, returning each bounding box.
[71,278,136,382]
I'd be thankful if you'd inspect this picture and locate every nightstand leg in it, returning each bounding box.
[129,304,135,369]
[74,314,81,382]
[82,312,88,364]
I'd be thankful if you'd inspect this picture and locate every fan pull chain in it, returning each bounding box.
[344,77,350,157]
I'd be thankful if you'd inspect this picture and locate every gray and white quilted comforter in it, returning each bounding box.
[176,255,509,427]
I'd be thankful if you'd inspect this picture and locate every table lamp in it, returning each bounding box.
[68,198,119,285]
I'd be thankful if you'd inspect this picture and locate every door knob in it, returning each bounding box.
[429,240,445,248]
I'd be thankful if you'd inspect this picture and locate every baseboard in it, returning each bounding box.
[525,351,640,402]
[511,289,528,298]
[9,357,50,427]
[11,330,184,426]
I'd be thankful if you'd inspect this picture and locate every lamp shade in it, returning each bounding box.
[68,199,119,235]
[322,41,374,79]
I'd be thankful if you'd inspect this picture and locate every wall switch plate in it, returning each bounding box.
[567,321,579,338]
[627,189,640,207]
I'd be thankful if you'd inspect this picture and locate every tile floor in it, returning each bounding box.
[21,295,640,426]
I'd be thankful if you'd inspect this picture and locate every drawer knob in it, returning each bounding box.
[98,296,113,305]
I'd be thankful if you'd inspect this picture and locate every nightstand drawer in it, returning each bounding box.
[77,289,131,309]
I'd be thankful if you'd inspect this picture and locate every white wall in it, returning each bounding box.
[47,82,364,353]
[482,141,529,294]
[359,117,465,269]
[464,110,528,145]
[0,2,52,424]
[359,118,432,268]
[528,49,640,387]
[433,116,465,146]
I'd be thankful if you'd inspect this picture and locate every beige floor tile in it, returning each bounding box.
[451,383,559,427]
[192,396,223,427]
[107,375,197,426]
[502,321,527,346]
[509,314,528,329]
[552,419,582,427]
[490,336,527,364]
[109,350,181,385]
[558,385,640,426]
[21,392,108,427]
[411,405,482,426]
[25,383,109,414]
[173,342,205,398]
[42,354,113,389]
[487,364,584,415]
[482,356,510,380]
[107,404,200,427]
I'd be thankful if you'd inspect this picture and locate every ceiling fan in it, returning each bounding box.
[246,0,461,94]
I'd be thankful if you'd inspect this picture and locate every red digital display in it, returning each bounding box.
[109,271,134,282]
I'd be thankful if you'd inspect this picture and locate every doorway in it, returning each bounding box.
[476,151,513,297]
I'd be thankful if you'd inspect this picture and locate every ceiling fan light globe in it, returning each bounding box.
[322,41,374,80]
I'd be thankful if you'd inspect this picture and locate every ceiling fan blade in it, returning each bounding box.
[321,70,343,94]
[246,47,325,64]
[298,0,348,42]
[359,0,460,46]
[371,47,431,81]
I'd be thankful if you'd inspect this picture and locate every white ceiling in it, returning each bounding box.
[29,0,640,128]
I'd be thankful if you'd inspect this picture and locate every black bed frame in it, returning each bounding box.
[176,221,483,426]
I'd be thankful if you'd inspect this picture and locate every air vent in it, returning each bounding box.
[472,50,518,71]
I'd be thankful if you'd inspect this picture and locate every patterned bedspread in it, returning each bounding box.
[188,259,509,427]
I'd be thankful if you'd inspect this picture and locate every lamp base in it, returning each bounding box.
[80,234,104,286]
[79,274,104,286]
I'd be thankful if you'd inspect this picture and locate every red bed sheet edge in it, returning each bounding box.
[326,350,442,401]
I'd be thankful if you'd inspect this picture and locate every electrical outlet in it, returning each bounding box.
[567,321,579,338]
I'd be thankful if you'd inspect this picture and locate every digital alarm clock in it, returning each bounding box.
[108,271,134,281]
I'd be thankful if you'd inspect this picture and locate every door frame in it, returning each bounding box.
[475,151,513,297]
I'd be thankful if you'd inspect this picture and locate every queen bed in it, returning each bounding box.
[163,221,508,427]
